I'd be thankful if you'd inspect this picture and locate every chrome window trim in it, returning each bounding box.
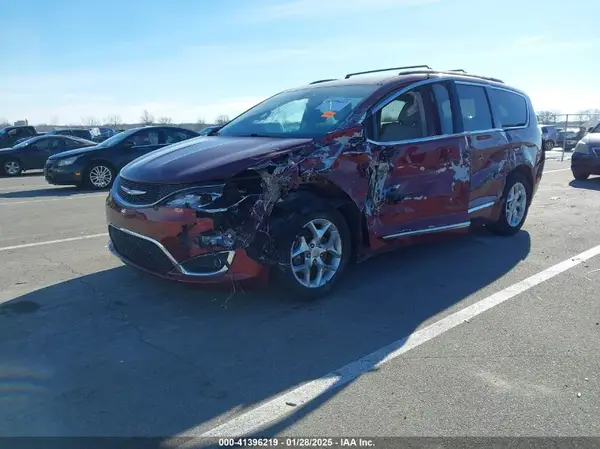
[365,76,529,146]
[365,128,502,146]
[382,221,470,240]
[468,201,495,214]
[108,224,235,277]
[370,76,454,115]
[455,81,530,131]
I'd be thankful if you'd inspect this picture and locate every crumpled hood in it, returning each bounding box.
[120,136,314,183]
[47,145,100,160]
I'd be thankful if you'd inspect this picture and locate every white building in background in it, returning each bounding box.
[14,119,28,126]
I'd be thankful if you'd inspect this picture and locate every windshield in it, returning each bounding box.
[95,128,137,148]
[217,84,378,139]
[592,123,600,134]
[12,136,42,149]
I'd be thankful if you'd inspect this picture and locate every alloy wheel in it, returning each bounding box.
[289,218,343,289]
[4,160,21,176]
[89,165,112,188]
[505,181,527,227]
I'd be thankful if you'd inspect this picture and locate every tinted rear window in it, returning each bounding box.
[488,88,528,128]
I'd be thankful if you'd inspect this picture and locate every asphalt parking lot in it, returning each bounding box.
[1,155,599,440]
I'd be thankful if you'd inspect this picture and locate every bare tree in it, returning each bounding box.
[105,115,122,128]
[0,117,9,127]
[158,116,173,124]
[140,110,155,125]
[536,110,557,124]
[50,115,59,126]
[215,114,230,125]
[81,116,101,127]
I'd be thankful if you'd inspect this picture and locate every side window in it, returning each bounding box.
[488,88,528,128]
[25,127,37,137]
[32,138,50,150]
[455,84,493,132]
[130,129,160,146]
[376,88,429,142]
[34,138,61,152]
[431,83,454,135]
[64,138,82,149]
[164,129,194,145]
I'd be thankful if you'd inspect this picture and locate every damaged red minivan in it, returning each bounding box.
[106,66,544,299]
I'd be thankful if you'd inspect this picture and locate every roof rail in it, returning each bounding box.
[396,68,505,84]
[343,65,504,84]
[310,79,338,84]
[345,65,431,79]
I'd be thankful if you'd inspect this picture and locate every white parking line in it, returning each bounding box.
[196,243,600,438]
[0,233,108,252]
[0,193,106,206]
[0,184,53,192]
[545,168,570,173]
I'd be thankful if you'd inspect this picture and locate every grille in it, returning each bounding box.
[109,226,175,275]
[115,176,191,206]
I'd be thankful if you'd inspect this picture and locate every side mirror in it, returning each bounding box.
[207,126,223,136]
[123,140,135,148]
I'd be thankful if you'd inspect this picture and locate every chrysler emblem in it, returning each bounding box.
[121,186,146,195]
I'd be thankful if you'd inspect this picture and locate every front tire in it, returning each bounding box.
[487,172,531,236]
[272,208,352,301]
[85,163,115,190]
[572,170,590,181]
[543,140,555,151]
[2,158,22,177]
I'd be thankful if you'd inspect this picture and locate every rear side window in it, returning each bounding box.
[488,88,528,128]
[455,84,493,132]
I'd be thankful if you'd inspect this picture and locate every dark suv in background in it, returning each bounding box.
[46,128,93,141]
[106,65,543,300]
[571,123,600,180]
[539,124,558,151]
[0,125,39,148]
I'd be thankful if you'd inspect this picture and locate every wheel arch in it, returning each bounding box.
[509,164,534,195]
[272,176,369,261]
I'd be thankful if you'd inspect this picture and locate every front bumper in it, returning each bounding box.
[571,151,600,175]
[105,191,265,283]
[45,159,85,185]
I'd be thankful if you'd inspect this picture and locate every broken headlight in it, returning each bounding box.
[164,184,225,210]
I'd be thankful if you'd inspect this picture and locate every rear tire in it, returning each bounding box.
[543,140,554,151]
[272,207,352,301]
[487,171,531,236]
[2,158,22,177]
[572,170,590,181]
[85,163,115,190]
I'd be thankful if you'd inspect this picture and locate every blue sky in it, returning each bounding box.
[1,0,598,125]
